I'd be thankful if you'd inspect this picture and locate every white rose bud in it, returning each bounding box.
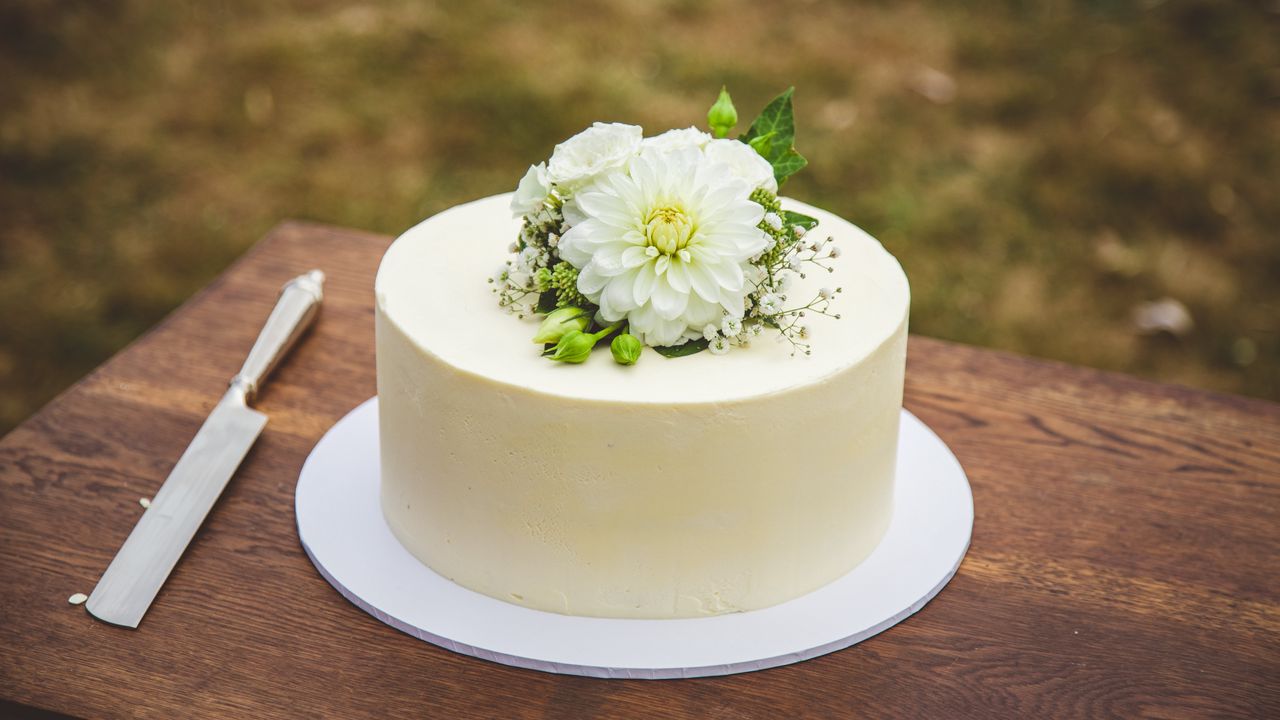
[703,138,779,193]
[642,126,712,153]
[510,162,550,218]
[547,122,642,191]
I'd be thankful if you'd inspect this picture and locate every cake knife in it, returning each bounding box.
[86,269,325,628]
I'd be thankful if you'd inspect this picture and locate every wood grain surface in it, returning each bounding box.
[1,222,1277,719]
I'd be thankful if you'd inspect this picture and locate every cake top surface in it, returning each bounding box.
[376,193,908,404]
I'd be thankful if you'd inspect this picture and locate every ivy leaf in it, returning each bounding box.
[742,88,796,150]
[535,290,559,313]
[653,338,709,358]
[740,87,808,186]
[771,150,808,184]
[782,209,819,231]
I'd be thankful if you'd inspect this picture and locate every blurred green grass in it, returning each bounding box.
[2,0,1277,433]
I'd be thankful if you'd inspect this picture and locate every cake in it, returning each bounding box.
[374,89,910,619]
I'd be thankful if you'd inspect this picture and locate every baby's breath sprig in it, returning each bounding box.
[717,188,844,356]
[492,197,598,320]
[489,267,538,319]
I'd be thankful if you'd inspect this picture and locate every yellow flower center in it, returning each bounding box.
[643,205,694,255]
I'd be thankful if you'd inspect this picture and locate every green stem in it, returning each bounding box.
[591,322,623,342]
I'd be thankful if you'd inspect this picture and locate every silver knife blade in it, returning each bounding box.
[86,387,267,627]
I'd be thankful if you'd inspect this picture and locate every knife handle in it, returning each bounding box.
[231,269,325,402]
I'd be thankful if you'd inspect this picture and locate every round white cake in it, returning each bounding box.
[375,193,909,619]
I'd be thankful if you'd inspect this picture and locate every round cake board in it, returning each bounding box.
[296,398,973,679]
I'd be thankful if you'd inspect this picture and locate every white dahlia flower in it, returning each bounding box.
[558,148,770,346]
[510,162,550,217]
[547,122,642,191]
[703,138,778,193]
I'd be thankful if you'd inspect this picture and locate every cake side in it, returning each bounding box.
[375,193,909,619]
[378,309,904,617]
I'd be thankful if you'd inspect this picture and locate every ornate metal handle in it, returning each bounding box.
[230,269,325,403]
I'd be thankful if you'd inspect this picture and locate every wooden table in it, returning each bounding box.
[1,222,1277,719]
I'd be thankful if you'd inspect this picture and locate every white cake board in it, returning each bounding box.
[296,398,973,679]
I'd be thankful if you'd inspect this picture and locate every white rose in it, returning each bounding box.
[641,126,713,153]
[546,122,642,191]
[703,138,778,193]
[510,162,549,218]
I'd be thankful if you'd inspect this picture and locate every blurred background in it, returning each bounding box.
[1,0,1277,433]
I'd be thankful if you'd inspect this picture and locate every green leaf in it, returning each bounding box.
[535,290,559,314]
[782,209,819,231]
[771,150,808,184]
[740,87,809,186]
[653,338,709,358]
[742,87,796,151]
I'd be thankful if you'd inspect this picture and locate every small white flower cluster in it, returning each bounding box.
[490,200,566,318]
[701,315,747,354]
[736,189,844,356]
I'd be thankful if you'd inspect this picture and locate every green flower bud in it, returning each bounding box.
[531,306,589,344]
[544,329,595,364]
[707,86,738,139]
[533,266,553,292]
[610,333,643,365]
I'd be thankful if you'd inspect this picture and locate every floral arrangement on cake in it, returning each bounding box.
[492,87,842,365]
